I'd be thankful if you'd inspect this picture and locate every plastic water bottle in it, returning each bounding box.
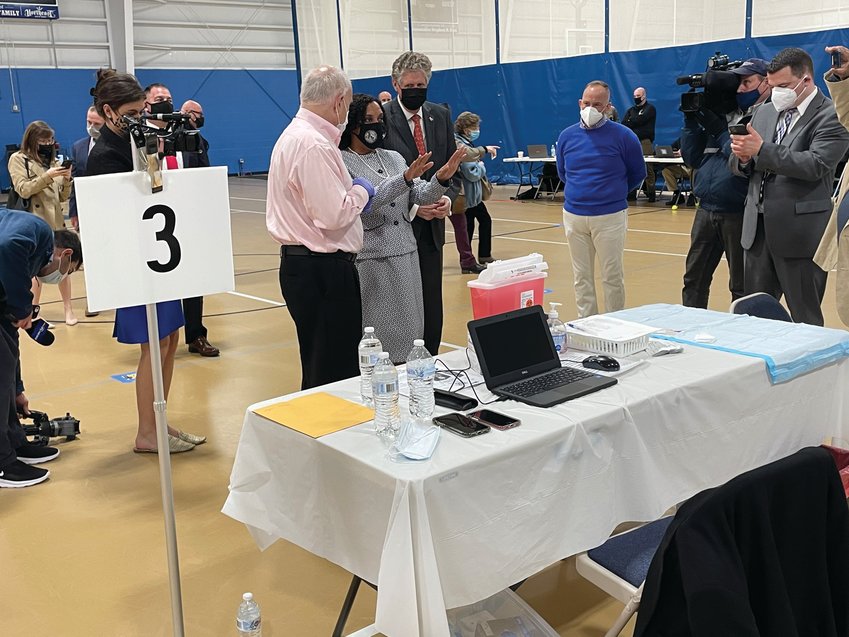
[358,327,382,406]
[550,144,556,158]
[406,339,436,419]
[372,352,401,445]
[547,302,567,357]
[236,592,261,636]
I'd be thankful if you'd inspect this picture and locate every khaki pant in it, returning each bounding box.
[562,209,628,317]
[661,165,690,192]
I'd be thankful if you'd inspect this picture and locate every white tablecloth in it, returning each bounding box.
[223,345,849,637]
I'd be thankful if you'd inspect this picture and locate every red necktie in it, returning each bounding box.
[165,155,178,170]
[411,114,426,155]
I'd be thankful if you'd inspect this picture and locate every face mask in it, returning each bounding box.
[355,122,386,150]
[335,100,349,132]
[772,77,805,112]
[192,116,205,129]
[149,100,173,115]
[468,130,480,141]
[736,85,762,110]
[400,87,428,111]
[87,123,101,139]
[634,96,643,106]
[106,107,130,134]
[37,144,54,161]
[580,106,604,128]
[37,255,69,285]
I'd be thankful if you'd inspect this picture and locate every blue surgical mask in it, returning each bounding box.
[736,87,761,110]
[468,130,480,141]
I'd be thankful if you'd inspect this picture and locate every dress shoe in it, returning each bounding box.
[461,262,487,274]
[188,336,220,357]
[178,430,207,445]
[646,193,656,203]
[479,256,496,264]
[666,191,682,207]
[685,193,697,207]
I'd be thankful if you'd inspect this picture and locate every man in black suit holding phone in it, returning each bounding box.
[382,51,457,356]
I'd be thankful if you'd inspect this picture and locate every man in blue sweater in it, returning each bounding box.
[0,209,82,487]
[556,80,646,317]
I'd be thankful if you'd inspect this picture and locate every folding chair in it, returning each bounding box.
[729,292,792,322]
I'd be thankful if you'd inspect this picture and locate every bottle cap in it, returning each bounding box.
[413,339,424,346]
[548,301,562,318]
[364,326,375,333]
[243,592,253,601]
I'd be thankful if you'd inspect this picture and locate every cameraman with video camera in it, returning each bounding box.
[143,83,219,357]
[0,209,82,487]
[679,57,771,309]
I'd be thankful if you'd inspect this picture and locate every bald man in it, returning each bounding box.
[622,86,657,202]
[378,91,392,104]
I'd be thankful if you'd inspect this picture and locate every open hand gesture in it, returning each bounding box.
[435,148,467,182]
[404,152,433,182]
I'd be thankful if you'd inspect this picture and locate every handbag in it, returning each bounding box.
[451,193,467,215]
[481,174,493,201]
[5,156,32,211]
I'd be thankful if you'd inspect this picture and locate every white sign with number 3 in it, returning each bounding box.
[74,167,235,312]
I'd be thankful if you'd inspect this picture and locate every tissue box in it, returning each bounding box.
[467,273,547,319]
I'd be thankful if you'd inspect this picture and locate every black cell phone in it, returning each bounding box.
[833,51,842,69]
[61,159,73,169]
[468,409,520,430]
[728,123,749,136]
[432,413,490,437]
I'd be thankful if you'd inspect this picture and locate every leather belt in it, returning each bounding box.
[280,245,356,262]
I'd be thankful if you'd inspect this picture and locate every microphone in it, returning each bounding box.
[25,319,54,346]
[142,113,191,122]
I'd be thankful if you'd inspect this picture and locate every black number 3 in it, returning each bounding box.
[143,205,182,273]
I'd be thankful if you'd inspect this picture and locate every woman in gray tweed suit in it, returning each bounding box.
[340,94,465,362]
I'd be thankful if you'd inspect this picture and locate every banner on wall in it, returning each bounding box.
[0,1,58,19]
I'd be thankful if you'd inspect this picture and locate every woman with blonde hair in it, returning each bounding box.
[454,111,497,264]
[8,121,77,324]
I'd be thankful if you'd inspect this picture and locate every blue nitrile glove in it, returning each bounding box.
[351,177,376,213]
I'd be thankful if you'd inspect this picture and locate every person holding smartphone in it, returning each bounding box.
[679,58,771,310]
[8,121,78,325]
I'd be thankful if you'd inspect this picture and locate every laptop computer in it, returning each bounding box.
[468,306,617,408]
[527,144,549,158]
[654,145,675,158]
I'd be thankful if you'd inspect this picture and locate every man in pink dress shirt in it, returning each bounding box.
[266,65,376,389]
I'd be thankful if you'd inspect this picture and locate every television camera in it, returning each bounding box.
[677,52,744,115]
[22,410,80,446]
[123,111,202,156]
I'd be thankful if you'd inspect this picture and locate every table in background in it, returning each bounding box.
[224,322,849,637]
[502,156,559,200]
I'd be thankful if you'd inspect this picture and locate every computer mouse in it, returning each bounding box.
[582,355,620,371]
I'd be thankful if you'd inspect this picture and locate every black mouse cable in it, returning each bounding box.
[434,352,503,406]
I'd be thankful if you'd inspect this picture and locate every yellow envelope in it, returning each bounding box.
[252,392,375,438]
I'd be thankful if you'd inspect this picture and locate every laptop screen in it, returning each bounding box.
[471,307,557,379]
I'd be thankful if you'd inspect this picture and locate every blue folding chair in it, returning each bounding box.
[729,292,792,322]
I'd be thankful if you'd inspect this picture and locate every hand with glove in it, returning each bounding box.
[351,176,376,213]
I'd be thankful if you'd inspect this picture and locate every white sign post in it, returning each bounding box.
[75,167,235,636]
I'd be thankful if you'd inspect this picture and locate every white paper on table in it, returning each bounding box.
[560,351,646,377]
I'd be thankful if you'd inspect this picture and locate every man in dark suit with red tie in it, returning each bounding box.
[382,51,457,356]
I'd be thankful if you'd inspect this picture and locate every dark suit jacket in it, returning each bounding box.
[381,99,458,249]
[68,136,92,219]
[182,134,210,168]
[730,91,849,257]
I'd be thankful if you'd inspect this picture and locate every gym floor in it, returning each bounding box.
[4,180,842,635]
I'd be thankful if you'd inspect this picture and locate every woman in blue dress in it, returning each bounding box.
[87,68,203,453]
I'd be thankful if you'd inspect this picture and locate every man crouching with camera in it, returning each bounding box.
[679,58,771,308]
[0,209,82,487]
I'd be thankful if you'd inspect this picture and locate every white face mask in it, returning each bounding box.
[580,106,604,128]
[87,123,101,139]
[37,255,70,285]
[335,100,349,132]
[772,77,805,112]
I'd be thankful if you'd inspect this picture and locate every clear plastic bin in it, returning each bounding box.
[447,588,558,637]
[467,273,547,319]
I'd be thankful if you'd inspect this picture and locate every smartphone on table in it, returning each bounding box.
[467,409,521,431]
[728,123,749,136]
[432,413,490,438]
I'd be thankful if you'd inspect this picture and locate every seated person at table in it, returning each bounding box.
[340,94,464,362]
[661,138,694,207]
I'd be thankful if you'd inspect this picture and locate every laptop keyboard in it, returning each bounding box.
[502,367,595,398]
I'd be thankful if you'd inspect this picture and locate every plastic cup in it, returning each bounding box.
[517,151,524,157]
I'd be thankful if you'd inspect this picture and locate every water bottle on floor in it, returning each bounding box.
[372,352,401,445]
[236,592,261,636]
[407,339,436,419]
[358,327,382,407]
[547,302,567,357]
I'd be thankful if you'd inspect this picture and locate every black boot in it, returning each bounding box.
[666,191,681,207]
[685,193,696,207]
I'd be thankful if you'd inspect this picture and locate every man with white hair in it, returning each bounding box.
[266,65,376,389]
[378,91,392,104]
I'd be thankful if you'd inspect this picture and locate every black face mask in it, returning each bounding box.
[355,122,386,150]
[400,87,428,111]
[192,116,205,129]
[149,100,173,115]
[37,144,54,161]
[634,97,643,106]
